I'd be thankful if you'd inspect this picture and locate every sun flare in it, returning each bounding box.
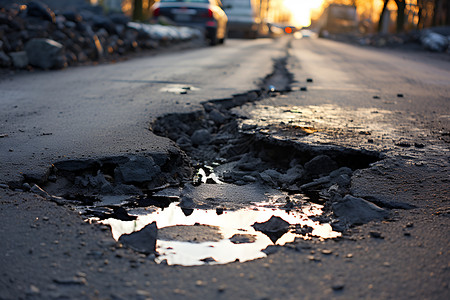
[283,0,324,27]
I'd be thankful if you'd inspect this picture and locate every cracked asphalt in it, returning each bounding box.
[0,36,449,299]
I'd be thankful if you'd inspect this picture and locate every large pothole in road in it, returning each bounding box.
[24,55,390,266]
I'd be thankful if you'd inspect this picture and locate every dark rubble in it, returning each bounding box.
[0,1,200,70]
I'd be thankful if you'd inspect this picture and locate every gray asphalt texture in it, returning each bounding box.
[0,36,449,299]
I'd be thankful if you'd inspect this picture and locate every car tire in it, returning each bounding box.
[209,34,219,46]
[207,28,218,46]
[209,36,218,46]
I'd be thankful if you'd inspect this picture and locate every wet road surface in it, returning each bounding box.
[0,36,449,299]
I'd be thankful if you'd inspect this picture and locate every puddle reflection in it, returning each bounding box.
[160,84,199,95]
[100,201,340,266]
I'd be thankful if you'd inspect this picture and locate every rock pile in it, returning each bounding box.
[420,28,450,52]
[0,1,201,70]
[357,27,450,53]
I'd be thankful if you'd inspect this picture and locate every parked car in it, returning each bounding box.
[316,4,358,37]
[222,0,261,38]
[151,0,228,45]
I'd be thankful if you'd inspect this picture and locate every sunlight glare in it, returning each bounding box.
[283,0,324,27]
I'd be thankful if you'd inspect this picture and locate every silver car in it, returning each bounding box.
[151,0,228,45]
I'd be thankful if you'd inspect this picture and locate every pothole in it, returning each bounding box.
[94,198,339,266]
[140,54,385,265]
[21,51,391,267]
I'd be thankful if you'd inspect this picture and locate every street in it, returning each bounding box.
[0,38,282,184]
[1,36,449,299]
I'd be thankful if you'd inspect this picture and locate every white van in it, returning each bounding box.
[222,0,261,38]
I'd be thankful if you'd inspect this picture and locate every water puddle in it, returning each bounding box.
[96,199,340,266]
[160,84,200,95]
[235,104,430,151]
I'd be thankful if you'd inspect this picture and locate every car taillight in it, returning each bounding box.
[153,7,160,17]
[201,8,213,18]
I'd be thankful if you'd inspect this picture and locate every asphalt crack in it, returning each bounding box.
[13,47,411,266]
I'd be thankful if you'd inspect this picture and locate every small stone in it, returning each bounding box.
[304,155,338,177]
[28,285,40,294]
[191,129,211,145]
[308,255,321,262]
[0,51,11,67]
[332,195,388,227]
[76,272,87,278]
[396,142,411,147]
[25,38,66,69]
[53,277,87,285]
[300,87,307,91]
[241,124,257,131]
[116,156,160,184]
[252,216,290,234]
[209,109,227,124]
[30,184,50,198]
[321,249,333,255]
[10,51,29,69]
[118,222,158,254]
[27,1,56,22]
[306,78,313,82]
[22,183,31,191]
[179,195,195,209]
[243,175,257,182]
[294,240,312,252]
[262,245,280,255]
[200,257,216,263]
[195,280,205,287]
[136,290,151,298]
[229,234,256,244]
[332,282,345,291]
[397,94,404,98]
[369,231,384,239]
[359,131,371,135]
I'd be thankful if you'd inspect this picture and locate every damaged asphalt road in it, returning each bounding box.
[1,36,449,299]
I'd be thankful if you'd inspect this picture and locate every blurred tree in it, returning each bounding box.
[393,0,406,32]
[324,0,445,32]
[144,0,156,17]
[417,0,436,29]
[377,0,389,31]
[432,0,449,26]
[417,0,425,28]
[133,0,143,21]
